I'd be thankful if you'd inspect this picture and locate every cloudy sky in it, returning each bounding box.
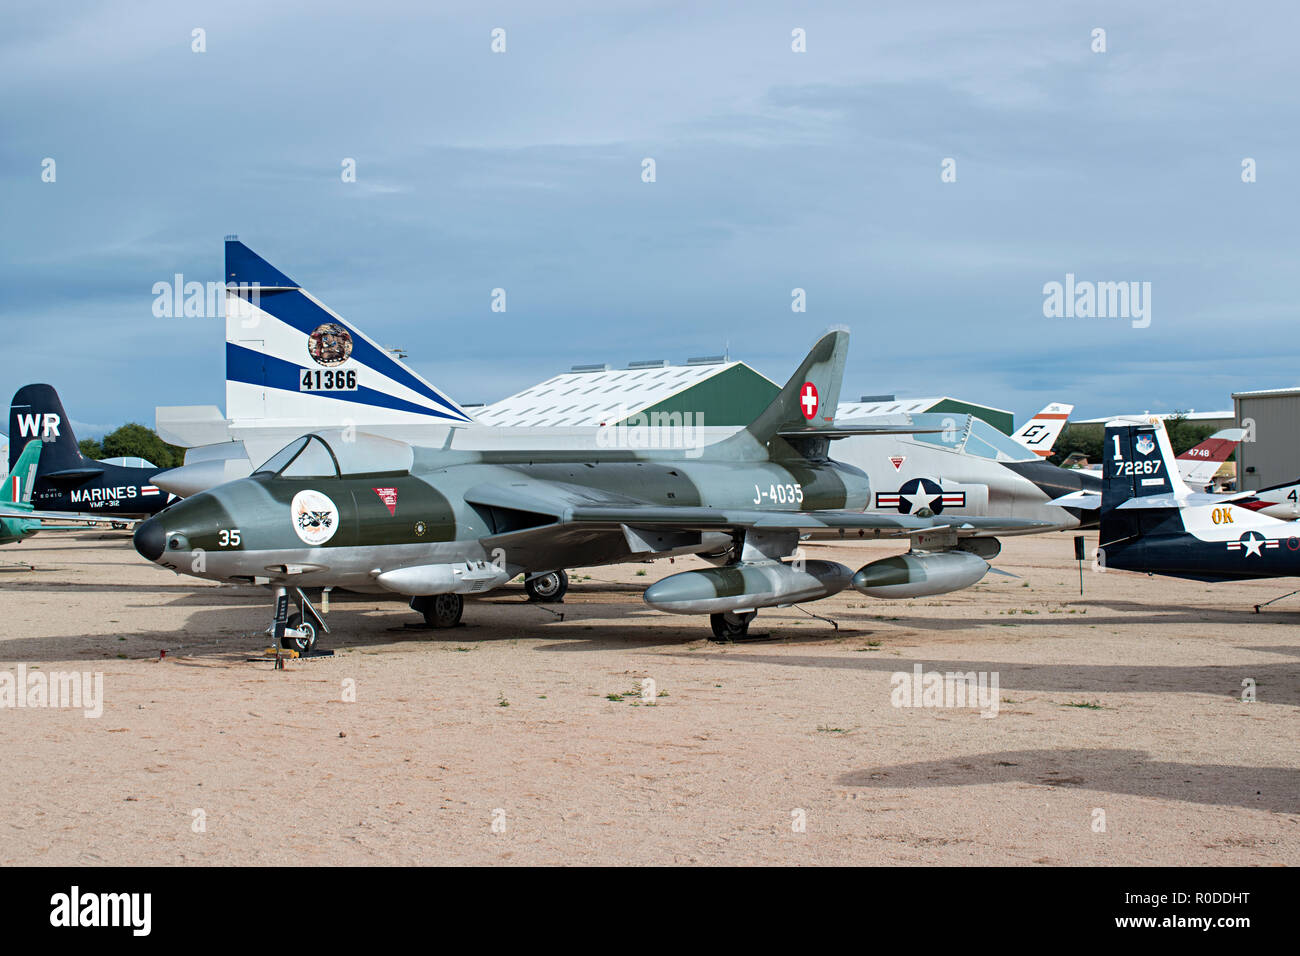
[3,1,1297,436]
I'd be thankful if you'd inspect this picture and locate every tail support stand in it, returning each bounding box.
[1254,587,1300,613]
[527,602,565,622]
[792,604,838,631]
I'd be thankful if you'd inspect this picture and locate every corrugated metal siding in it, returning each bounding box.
[1235,394,1300,488]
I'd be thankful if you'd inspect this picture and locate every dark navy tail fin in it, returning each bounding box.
[1101,420,1187,511]
[8,385,97,478]
[1100,419,1191,545]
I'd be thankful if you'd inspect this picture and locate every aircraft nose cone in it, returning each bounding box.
[642,574,714,607]
[133,516,166,562]
[851,557,910,592]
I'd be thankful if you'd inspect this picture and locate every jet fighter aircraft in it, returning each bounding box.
[134,330,1052,649]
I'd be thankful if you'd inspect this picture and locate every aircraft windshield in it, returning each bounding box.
[254,436,339,477]
[282,437,339,477]
[254,437,309,475]
[908,414,1035,461]
[253,432,413,477]
[968,419,1037,461]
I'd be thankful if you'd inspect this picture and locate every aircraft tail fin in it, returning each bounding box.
[1099,419,1192,535]
[8,385,89,477]
[2,440,42,505]
[223,237,474,429]
[711,328,850,457]
[1176,428,1244,487]
[1012,402,1074,457]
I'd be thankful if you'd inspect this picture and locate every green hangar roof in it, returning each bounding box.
[476,359,1014,434]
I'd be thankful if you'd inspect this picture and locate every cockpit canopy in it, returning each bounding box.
[835,412,1037,462]
[253,430,415,478]
[908,414,1036,461]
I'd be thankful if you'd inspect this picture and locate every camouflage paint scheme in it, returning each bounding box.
[134,331,1052,621]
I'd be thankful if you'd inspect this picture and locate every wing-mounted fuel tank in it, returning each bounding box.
[376,561,512,595]
[643,559,852,614]
[852,537,1001,599]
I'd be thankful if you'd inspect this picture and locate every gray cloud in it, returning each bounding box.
[1,0,1296,429]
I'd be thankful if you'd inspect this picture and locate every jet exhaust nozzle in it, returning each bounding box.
[643,559,852,615]
[852,550,990,599]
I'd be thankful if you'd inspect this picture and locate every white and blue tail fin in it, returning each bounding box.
[223,238,474,429]
[1012,402,1073,458]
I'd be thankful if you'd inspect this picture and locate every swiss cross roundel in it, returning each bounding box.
[800,382,819,420]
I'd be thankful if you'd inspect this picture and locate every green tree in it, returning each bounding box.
[1050,426,1102,467]
[98,423,186,469]
[78,437,104,460]
[1049,414,1224,466]
[1162,414,1219,457]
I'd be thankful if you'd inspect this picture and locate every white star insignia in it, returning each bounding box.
[1242,533,1264,558]
[903,490,939,514]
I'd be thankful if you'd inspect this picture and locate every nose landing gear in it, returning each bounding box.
[271,587,329,654]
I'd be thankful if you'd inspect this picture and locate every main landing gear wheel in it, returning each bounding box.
[525,570,568,603]
[411,594,464,628]
[280,613,317,654]
[709,611,756,641]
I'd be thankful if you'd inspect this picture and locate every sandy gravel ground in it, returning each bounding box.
[0,529,1295,866]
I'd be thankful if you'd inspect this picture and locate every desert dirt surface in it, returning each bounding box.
[0,529,1296,866]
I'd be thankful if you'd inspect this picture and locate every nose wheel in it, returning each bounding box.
[271,587,329,654]
[281,613,317,653]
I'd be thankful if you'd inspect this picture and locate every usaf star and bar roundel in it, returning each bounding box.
[1226,530,1280,557]
[875,477,966,515]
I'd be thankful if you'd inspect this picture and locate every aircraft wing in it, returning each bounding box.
[0,508,129,525]
[465,483,1055,542]
[564,504,1051,535]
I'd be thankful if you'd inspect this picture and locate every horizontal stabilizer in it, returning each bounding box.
[0,508,123,525]
[1115,492,1225,511]
[775,425,943,439]
[1047,490,1101,509]
[41,466,106,480]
